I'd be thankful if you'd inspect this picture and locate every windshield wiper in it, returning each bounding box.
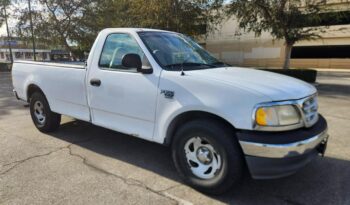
[164,62,217,69]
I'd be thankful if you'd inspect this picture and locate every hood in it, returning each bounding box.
[186,67,316,101]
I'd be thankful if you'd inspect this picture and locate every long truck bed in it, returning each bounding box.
[12,60,90,121]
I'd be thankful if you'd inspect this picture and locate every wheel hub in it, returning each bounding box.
[184,136,222,179]
[33,101,46,124]
[196,146,212,164]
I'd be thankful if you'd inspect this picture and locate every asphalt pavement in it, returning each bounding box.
[1,71,350,205]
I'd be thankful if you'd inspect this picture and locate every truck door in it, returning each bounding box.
[87,33,159,140]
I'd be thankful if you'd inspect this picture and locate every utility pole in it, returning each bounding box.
[3,5,13,64]
[28,0,36,61]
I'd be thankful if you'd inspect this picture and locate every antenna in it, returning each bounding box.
[180,52,188,76]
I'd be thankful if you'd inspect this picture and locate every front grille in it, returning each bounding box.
[302,95,319,127]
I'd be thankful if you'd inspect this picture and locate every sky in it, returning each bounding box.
[0,5,16,37]
[0,24,8,36]
[0,18,17,37]
[0,2,41,37]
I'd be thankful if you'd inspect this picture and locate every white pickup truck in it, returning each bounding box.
[12,28,328,194]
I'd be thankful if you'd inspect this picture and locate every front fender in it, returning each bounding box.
[153,71,271,144]
[153,105,234,144]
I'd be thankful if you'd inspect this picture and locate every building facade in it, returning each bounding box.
[205,0,350,69]
[0,48,51,62]
[0,37,70,63]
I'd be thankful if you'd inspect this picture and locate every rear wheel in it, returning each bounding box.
[171,119,244,195]
[30,92,61,133]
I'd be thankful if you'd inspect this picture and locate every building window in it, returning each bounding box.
[301,11,350,27]
[25,52,33,59]
[0,52,4,59]
[315,11,350,27]
[291,45,350,59]
[42,52,47,59]
[15,52,23,59]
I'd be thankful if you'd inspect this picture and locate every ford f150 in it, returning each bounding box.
[12,28,328,194]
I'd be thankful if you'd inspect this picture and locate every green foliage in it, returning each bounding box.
[76,0,224,51]
[226,0,331,68]
[13,0,224,56]
[226,0,326,45]
[14,0,93,58]
[125,0,224,36]
[0,0,11,26]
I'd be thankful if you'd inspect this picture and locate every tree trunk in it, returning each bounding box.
[283,43,293,69]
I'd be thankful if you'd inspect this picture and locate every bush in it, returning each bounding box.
[260,68,317,83]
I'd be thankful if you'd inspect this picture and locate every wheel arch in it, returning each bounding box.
[163,111,236,146]
[26,84,46,102]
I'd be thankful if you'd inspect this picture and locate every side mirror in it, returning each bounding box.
[122,53,153,74]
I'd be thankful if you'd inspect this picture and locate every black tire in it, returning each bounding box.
[29,92,61,133]
[171,119,244,195]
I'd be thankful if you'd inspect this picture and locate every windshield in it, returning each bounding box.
[138,31,227,71]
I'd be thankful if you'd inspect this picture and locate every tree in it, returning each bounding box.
[77,0,225,49]
[15,0,225,57]
[73,0,133,52]
[226,0,327,69]
[126,0,224,36]
[0,0,13,63]
[15,0,94,58]
[0,0,10,25]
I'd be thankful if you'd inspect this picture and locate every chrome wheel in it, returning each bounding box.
[33,101,46,124]
[184,136,222,179]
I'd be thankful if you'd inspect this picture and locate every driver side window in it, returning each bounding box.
[99,33,150,71]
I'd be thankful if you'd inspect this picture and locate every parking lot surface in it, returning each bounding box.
[1,71,350,205]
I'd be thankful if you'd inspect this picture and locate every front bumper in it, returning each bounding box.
[237,115,328,179]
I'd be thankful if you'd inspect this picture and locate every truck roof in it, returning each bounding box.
[100,28,175,34]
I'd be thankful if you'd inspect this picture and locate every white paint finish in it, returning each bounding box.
[87,69,159,140]
[12,28,317,145]
[153,67,316,143]
[85,29,162,141]
[15,60,84,69]
[153,69,271,143]
[12,63,90,121]
[190,67,316,101]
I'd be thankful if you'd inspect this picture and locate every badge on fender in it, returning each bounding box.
[161,90,175,99]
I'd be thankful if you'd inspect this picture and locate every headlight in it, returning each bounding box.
[255,105,301,127]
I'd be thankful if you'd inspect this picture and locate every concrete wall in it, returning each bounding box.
[205,1,350,69]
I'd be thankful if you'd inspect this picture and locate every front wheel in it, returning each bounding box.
[30,92,61,133]
[171,119,244,195]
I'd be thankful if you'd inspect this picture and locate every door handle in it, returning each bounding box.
[90,78,101,87]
